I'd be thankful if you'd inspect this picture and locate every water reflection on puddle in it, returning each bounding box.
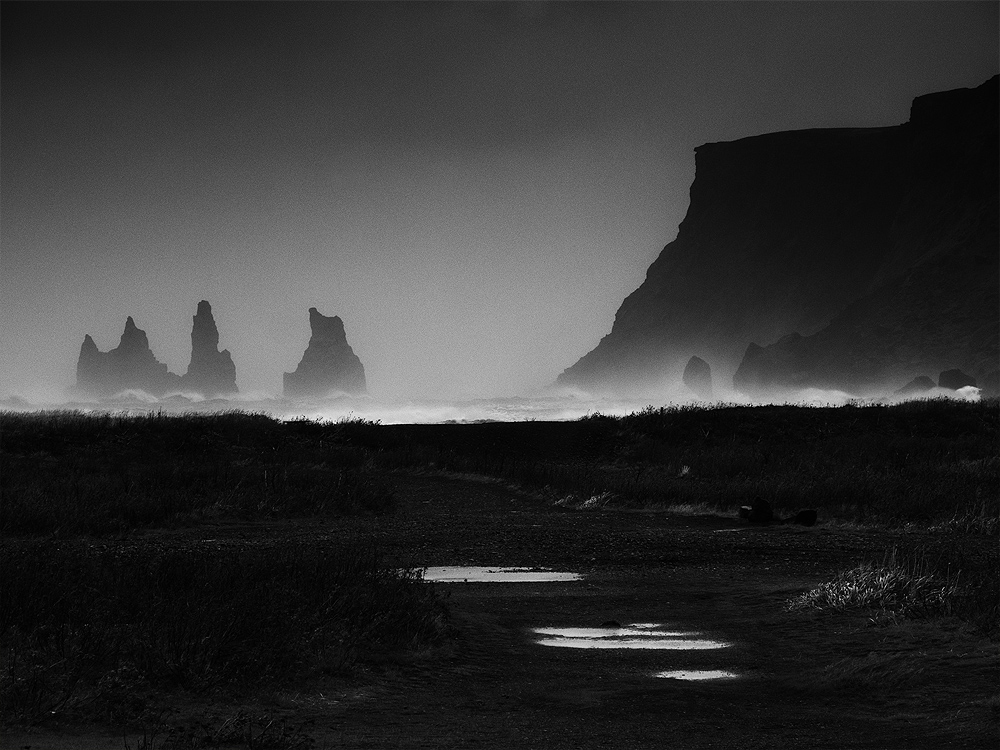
[421,566,582,583]
[656,670,739,680]
[531,623,730,650]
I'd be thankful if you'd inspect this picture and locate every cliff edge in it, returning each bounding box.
[557,75,999,397]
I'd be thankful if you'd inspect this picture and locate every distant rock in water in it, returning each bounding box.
[895,375,936,395]
[938,369,977,391]
[284,308,366,398]
[182,301,237,397]
[75,317,182,397]
[682,356,713,399]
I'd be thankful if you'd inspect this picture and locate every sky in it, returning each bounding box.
[2,1,998,403]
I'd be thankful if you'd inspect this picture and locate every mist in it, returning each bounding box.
[2,2,997,412]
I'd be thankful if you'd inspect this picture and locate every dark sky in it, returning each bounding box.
[2,1,997,402]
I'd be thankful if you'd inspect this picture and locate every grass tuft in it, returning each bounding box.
[787,548,964,623]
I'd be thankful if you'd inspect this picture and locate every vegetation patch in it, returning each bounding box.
[0,542,448,726]
[0,411,395,536]
[3,400,996,535]
[370,398,999,530]
[788,549,960,620]
[786,544,998,637]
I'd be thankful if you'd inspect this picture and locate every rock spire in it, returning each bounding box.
[182,300,238,397]
[284,308,366,398]
[73,301,238,399]
[74,317,181,397]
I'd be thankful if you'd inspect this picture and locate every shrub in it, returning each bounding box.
[787,548,1000,633]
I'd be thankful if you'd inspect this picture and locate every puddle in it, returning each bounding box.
[531,623,731,650]
[421,566,582,583]
[534,626,689,638]
[656,670,739,680]
[535,637,728,650]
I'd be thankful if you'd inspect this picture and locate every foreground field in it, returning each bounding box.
[1,404,998,748]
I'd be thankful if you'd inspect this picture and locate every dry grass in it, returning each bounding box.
[0,542,448,726]
[783,545,1000,638]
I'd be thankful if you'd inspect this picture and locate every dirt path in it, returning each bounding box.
[5,473,997,749]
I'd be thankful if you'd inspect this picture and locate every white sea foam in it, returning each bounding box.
[2,384,987,423]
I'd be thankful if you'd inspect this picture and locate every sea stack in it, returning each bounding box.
[182,300,238,397]
[74,317,181,397]
[682,356,713,400]
[283,308,366,398]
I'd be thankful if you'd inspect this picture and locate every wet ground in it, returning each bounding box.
[5,472,997,749]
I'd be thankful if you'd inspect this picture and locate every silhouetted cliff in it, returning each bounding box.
[283,308,366,398]
[733,76,999,396]
[558,75,999,397]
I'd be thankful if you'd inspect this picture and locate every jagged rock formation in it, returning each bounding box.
[283,308,366,398]
[682,356,713,400]
[559,76,999,397]
[182,301,237,397]
[74,301,238,398]
[75,317,181,397]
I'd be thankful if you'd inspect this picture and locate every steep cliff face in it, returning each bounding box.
[558,75,998,396]
[734,76,999,396]
[283,308,366,398]
[182,300,238,397]
[74,317,181,397]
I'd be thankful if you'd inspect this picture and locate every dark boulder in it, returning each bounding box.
[284,308,367,398]
[782,509,818,527]
[938,369,977,390]
[682,356,714,400]
[182,301,238,397]
[739,497,774,524]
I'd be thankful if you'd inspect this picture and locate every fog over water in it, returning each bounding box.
[0,385,982,426]
[2,2,997,412]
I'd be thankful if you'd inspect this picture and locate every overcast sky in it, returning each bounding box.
[2,1,997,402]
